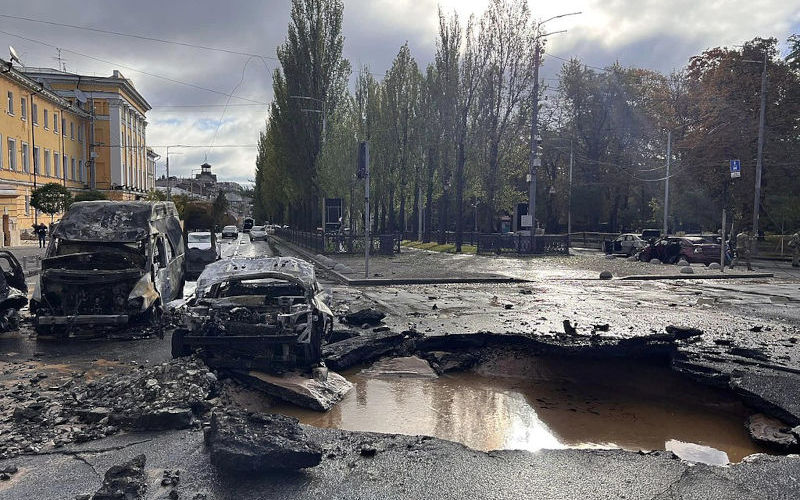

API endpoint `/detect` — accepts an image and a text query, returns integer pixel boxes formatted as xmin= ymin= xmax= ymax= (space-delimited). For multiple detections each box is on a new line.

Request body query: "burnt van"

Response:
xmin=31 ymin=201 xmax=185 ymax=338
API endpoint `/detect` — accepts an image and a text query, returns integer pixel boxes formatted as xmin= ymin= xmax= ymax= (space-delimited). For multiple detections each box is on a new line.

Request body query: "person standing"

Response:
xmin=789 ymin=232 xmax=800 ymax=268
xmin=35 ymin=223 xmax=47 ymax=249
xmin=733 ymin=231 xmax=753 ymax=271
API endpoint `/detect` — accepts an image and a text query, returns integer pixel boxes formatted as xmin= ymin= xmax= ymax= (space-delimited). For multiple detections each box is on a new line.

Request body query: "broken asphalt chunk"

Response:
xmin=205 ymin=409 xmax=322 ymax=472
xmin=90 ymin=454 xmax=147 ymax=500
xmin=343 ymin=308 xmax=386 ymax=326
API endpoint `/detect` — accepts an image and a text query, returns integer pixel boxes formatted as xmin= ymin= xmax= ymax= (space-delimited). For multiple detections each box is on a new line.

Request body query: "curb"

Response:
xmin=618 ymin=273 xmax=774 ymax=281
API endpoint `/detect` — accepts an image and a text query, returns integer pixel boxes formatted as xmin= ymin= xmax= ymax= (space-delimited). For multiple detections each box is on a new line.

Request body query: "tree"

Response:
xmin=268 ymin=0 xmax=351 ymax=230
xmin=30 ymin=183 xmax=72 ymax=222
xmin=73 ymin=190 xmax=107 ymax=203
xmin=146 ymin=189 xmax=167 ymax=201
xmin=212 ymin=192 xmax=230 ymax=227
xmin=170 ymin=194 xmax=190 ymax=219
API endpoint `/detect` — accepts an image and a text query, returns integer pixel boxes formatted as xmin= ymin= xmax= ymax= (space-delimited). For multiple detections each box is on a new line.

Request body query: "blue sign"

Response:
xmin=730 ymin=159 xmax=741 ymax=178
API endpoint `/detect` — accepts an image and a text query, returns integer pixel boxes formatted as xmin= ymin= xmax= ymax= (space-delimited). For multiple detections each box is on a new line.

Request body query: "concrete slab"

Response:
xmin=232 ymin=370 xmax=353 ymax=411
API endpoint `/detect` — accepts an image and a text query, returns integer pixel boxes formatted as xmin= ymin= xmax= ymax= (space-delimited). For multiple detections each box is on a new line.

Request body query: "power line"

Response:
xmin=0 ymin=29 xmax=270 ymax=105
xmin=0 ymin=13 xmax=277 ymax=60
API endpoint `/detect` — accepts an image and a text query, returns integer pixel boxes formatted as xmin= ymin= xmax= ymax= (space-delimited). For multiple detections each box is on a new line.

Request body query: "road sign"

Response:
xmin=730 ymin=159 xmax=741 ymax=178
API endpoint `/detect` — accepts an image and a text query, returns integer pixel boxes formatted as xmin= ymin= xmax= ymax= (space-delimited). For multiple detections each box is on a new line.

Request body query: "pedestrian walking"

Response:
xmin=35 ymin=223 xmax=47 ymax=249
xmin=733 ymin=231 xmax=753 ymax=271
xmin=789 ymin=231 xmax=800 ymax=268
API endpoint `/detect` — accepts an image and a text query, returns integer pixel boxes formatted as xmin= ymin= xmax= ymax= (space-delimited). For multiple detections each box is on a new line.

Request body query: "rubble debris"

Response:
xmin=563 ymin=320 xmax=578 ymax=336
xmin=89 ymin=454 xmax=147 ymax=500
xmin=361 ymin=356 xmax=438 ymax=378
xmin=708 ymin=262 xmax=721 ymax=270
xmin=746 ymin=414 xmax=800 ymax=451
xmin=422 ymin=351 xmax=479 ymax=375
xmin=342 ymin=308 xmax=386 ymax=326
xmin=665 ymin=325 xmax=703 ymax=340
xmin=680 ymin=266 xmax=694 ymax=274
xmin=231 ymin=370 xmax=352 ymax=411
xmin=650 ymin=259 xmax=661 ymax=264
xmin=204 ymin=409 xmax=322 ymax=472
xmin=328 ymin=329 xmax=360 ymax=344
xmin=0 ymin=357 xmax=216 ymax=459
xmin=323 ymin=329 xmax=421 ymax=371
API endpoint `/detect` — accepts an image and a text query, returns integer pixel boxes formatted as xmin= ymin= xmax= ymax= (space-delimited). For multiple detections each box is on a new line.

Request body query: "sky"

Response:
xmin=1 ymin=1 xmax=798 ymax=186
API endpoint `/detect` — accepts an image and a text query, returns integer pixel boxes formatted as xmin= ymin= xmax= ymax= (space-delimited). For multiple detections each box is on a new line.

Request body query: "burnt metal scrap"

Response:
xmin=173 ymin=256 xmax=334 ymax=374
xmin=0 ymin=250 xmax=27 ymax=332
xmin=31 ymin=201 xmax=186 ymax=338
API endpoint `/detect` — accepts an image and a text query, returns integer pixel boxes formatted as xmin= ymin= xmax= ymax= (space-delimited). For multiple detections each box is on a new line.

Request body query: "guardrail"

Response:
xmin=274 ymin=228 xmax=401 ymax=255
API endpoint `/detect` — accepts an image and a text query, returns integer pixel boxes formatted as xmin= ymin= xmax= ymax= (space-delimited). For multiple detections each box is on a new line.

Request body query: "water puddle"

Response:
xmin=274 ymin=354 xmax=768 ymax=464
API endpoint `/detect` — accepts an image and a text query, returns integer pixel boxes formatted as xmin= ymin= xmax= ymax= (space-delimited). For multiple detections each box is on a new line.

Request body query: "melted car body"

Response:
xmin=31 ymin=201 xmax=185 ymax=338
xmin=172 ymin=256 xmax=333 ymax=373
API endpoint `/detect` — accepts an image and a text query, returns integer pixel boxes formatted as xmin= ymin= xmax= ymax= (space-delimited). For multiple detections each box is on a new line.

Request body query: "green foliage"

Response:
xmin=170 ymin=194 xmax=189 ymax=219
xmin=146 ymin=189 xmax=167 ymax=201
xmin=212 ymin=192 xmax=229 ymax=227
xmin=30 ymin=183 xmax=72 ymax=216
xmin=73 ymin=190 xmax=107 ymax=203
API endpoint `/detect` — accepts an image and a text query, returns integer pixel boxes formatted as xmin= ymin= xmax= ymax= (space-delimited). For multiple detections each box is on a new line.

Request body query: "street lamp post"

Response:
xmin=528 ymin=12 xmax=581 ymax=241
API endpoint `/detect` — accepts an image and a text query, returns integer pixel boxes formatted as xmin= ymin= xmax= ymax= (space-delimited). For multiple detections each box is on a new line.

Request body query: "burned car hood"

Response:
xmin=196 ymin=257 xmax=317 ymax=295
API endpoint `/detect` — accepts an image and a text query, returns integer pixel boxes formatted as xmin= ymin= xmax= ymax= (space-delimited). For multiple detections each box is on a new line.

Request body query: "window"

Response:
xmin=62 ymin=118 xmax=66 ymax=136
xmin=71 ymin=157 xmax=75 ymax=180
xmin=32 ymin=103 xmax=38 ymax=125
xmin=44 ymin=149 xmax=51 ymax=176
xmin=78 ymin=125 xmax=84 ymax=143
xmin=54 ymin=113 xmax=58 ymax=133
xmin=53 ymin=151 xmax=59 ymax=178
xmin=20 ymin=98 xmax=27 ymax=120
xmin=78 ymin=160 xmax=83 ymax=182
xmin=21 ymin=143 xmax=29 ymax=172
xmin=70 ymin=121 xmax=74 ymax=140
xmin=6 ymin=91 xmax=13 ymax=114
xmin=7 ymin=139 xmax=16 ymax=171
xmin=25 ymin=195 xmax=30 ymax=215
xmin=33 ymin=146 xmax=40 ymax=174
xmin=44 ymin=109 xmax=49 ymax=129
xmin=62 ymin=155 xmax=67 ymax=178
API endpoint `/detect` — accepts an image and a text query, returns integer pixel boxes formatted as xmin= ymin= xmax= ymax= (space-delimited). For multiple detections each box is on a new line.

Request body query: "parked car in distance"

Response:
xmin=604 ymin=233 xmax=647 ymax=256
xmin=637 ymin=236 xmax=720 ymax=265
xmin=186 ymin=231 xmax=220 ymax=280
xmin=641 ymin=228 xmax=661 ymax=241
xmin=242 ymin=217 xmax=254 ymax=233
xmin=221 ymin=225 xmax=238 ymax=239
xmin=249 ymin=226 xmax=268 ymax=241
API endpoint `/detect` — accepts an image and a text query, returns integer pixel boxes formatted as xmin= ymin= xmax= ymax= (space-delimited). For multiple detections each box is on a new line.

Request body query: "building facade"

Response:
xmin=0 ymin=59 xmax=90 ymax=245
xmin=21 ymin=68 xmax=153 ymax=200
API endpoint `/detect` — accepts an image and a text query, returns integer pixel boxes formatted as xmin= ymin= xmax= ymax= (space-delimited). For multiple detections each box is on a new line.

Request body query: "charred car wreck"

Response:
xmin=31 ymin=201 xmax=185 ymax=338
xmin=172 ymin=256 xmax=333 ymax=373
xmin=0 ymin=251 xmax=28 ymax=332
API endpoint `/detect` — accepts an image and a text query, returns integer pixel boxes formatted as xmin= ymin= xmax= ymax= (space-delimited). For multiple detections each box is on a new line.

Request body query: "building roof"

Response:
xmin=0 ymin=59 xmax=90 ymax=118
xmin=21 ymin=66 xmax=151 ymax=113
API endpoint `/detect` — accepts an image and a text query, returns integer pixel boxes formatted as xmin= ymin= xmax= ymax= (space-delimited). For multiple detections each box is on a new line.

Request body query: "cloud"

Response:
xmin=2 ymin=0 xmax=796 ymax=185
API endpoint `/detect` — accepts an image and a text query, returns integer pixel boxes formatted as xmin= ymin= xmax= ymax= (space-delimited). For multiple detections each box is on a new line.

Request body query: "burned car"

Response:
xmin=637 ymin=236 xmax=721 ymax=265
xmin=31 ymin=201 xmax=186 ymax=338
xmin=172 ymin=256 xmax=333 ymax=372
xmin=0 ymin=251 xmax=28 ymax=332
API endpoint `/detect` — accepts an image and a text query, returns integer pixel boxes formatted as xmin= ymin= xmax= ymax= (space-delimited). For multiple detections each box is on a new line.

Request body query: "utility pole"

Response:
xmin=358 ymin=141 xmax=370 ymax=279
xmin=568 ymin=140 xmax=573 ymax=241
xmin=527 ymin=40 xmax=541 ymax=240
xmin=663 ymin=130 xmax=671 ymax=236
xmin=752 ymin=51 xmax=767 ymax=238
xmin=418 ymin=184 xmax=423 ymax=240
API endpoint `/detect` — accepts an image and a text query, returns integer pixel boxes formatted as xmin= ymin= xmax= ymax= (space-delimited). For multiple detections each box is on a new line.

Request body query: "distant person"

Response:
xmin=34 ymin=223 xmax=47 ymax=249
xmin=733 ymin=231 xmax=753 ymax=271
xmin=789 ymin=232 xmax=800 ymax=268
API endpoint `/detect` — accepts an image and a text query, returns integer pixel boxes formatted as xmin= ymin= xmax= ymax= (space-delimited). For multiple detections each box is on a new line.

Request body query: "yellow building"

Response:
xmin=22 ymin=67 xmax=153 ymax=200
xmin=0 ymin=58 xmax=90 ymax=245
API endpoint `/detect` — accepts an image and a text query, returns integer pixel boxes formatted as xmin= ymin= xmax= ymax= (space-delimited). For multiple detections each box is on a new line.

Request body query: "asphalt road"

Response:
xmin=1 ymin=236 xmax=799 ymax=499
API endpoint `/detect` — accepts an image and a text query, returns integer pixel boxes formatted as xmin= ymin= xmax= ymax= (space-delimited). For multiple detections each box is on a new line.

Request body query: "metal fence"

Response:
xmin=274 ymin=228 xmax=401 ymax=255
xmin=476 ymin=233 xmax=570 ymax=255
xmin=401 ymin=231 xmax=482 ymax=246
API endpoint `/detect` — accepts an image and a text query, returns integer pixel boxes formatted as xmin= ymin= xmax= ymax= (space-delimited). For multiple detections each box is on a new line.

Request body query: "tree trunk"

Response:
xmin=454 ymin=136 xmax=466 ymax=252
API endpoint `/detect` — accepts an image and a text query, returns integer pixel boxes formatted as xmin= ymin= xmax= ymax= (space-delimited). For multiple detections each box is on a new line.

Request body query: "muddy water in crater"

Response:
xmin=275 ymin=355 xmax=768 ymax=463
